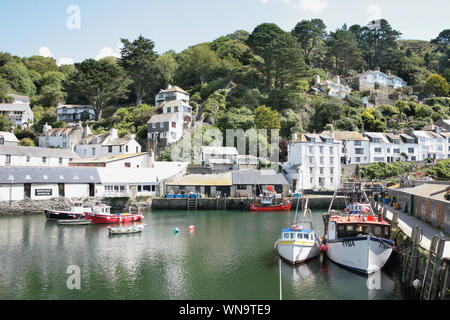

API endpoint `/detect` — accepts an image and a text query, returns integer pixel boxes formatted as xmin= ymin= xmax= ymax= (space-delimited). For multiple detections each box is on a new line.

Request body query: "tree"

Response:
xmin=68 ymin=58 xmax=131 ymax=120
xmin=155 ymin=51 xmax=179 ymax=88
xmin=254 ymin=105 xmax=280 ymax=130
xmin=176 ymin=44 xmax=221 ymax=86
xmin=0 ymin=114 xmax=12 ymax=131
xmin=424 ymin=74 xmax=449 ymax=97
xmin=247 ymin=23 xmax=285 ymax=88
xmin=292 ymin=19 xmax=327 ymax=64
xmin=119 ymin=35 xmax=158 ymax=105
xmin=0 ymin=62 xmax=36 ymax=96
xmin=22 ymin=56 xmax=59 ymax=75
xmin=431 ymin=29 xmax=450 ymax=53
xmin=326 ymin=25 xmax=365 ymax=75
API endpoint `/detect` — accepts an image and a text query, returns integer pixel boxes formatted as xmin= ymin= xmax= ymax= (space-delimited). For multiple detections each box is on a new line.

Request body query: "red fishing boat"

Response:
xmin=86 ymin=204 xmax=144 ymax=224
xmin=249 ymin=186 xmax=292 ymax=211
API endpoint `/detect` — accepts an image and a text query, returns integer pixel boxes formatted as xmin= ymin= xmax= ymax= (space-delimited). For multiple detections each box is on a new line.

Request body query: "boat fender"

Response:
xmin=320 ymin=244 xmax=327 ymax=252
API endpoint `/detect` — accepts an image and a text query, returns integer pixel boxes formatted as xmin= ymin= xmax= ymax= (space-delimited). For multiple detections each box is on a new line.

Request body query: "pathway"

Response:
xmin=381 ymin=203 xmax=450 ymax=259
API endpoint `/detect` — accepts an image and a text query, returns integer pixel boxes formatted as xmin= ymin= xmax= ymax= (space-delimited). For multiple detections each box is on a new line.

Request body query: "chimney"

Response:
xmin=83 ymin=124 xmax=92 ymax=137
xmin=167 ymin=84 xmax=173 ymax=90
xmin=9 ymin=127 xmax=14 ymax=134
xmin=316 ymin=75 xmax=321 ymax=85
xmin=336 ymin=75 xmax=340 ymax=85
xmin=43 ymin=123 xmax=52 ymax=133
xmin=292 ymin=133 xmax=298 ymax=142
xmin=148 ymin=149 xmax=155 ymax=168
xmin=109 ymin=127 xmax=118 ymax=139
xmin=386 ymin=70 xmax=391 ymax=76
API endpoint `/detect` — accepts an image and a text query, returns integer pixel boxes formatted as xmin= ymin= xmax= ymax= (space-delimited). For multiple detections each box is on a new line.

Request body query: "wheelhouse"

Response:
xmin=281 ymin=229 xmax=315 ymax=241
xmin=336 ymin=223 xmax=391 ymax=239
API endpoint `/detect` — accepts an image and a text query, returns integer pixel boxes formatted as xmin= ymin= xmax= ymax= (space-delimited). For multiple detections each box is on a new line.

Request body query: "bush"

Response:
xmin=359 ymin=162 xmax=418 ymax=180
xmin=426 ymin=160 xmax=450 ymax=180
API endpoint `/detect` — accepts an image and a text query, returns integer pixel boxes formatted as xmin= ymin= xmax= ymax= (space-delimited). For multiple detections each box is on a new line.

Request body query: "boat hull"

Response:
xmin=277 ymin=240 xmax=320 ymax=264
xmin=250 ymin=202 xmax=292 ymax=211
xmin=325 ymin=235 xmax=393 ymax=274
xmin=86 ymin=213 xmax=144 ymax=224
xmin=45 ymin=210 xmax=85 ymax=221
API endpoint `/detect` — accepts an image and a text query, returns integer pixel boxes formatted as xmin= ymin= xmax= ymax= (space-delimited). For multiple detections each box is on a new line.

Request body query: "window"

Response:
xmin=320 ymin=167 xmax=324 ymax=174
xmin=119 ymin=146 xmax=122 ymax=152
xmin=172 ymin=122 xmax=176 ymax=128
xmin=136 ymin=146 xmax=139 ymax=153
xmin=309 ymin=146 xmax=314 ymax=154
xmin=330 ymin=177 xmax=334 ymax=184
xmin=5 ymin=155 xmax=11 ymax=164
xmin=330 ymin=157 xmax=334 ymax=164
xmin=387 ymin=148 xmax=390 ymax=153
xmin=329 ymin=146 xmax=334 ymax=153
xmin=319 ymin=146 xmax=324 ymax=154
xmin=237 ymin=185 xmax=247 ymax=190
xmin=108 ymin=146 xmax=113 ymax=153
xmin=284 ymin=233 xmax=289 ymax=239
xmin=297 ymin=233 xmax=302 ymax=239
xmin=92 ymin=148 xmax=95 ymax=155
xmin=393 ymin=148 xmax=400 ymax=154
xmin=309 ymin=167 xmax=313 ymax=174
xmin=330 ymin=167 xmax=334 ymax=174
xmin=174 ymin=106 xmax=179 ymax=112
xmin=309 ymin=157 xmax=313 ymax=164
xmin=354 ymin=140 xmax=361 ymax=146
xmin=375 ymin=148 xmax=382 ymax=153
xmin=42 ymin=157 xmax=47 ymax=164
xmin=26 ymin=156 xmax=30 ymax=163
xmin=126 ymin=145 xmax=128 ymax=153
xmin=320 ymin=157 xmax=324 ymax=165
xmin=59 ymin=158 xmax=63 ymax=165
xmin=356 ymin=157 xmax=361 ymax=163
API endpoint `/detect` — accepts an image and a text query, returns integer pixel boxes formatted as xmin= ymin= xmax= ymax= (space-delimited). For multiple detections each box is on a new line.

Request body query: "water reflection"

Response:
xmin=0 ymin=211 xmax=404 ymax=300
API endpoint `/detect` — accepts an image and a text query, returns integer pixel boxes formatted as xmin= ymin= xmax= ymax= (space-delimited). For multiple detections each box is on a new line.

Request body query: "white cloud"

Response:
xmin=260 ymin=0 xmax=269 ymax=3
xmin=293 ymin=0 xmax=328 ymax=13
xmin=95 ymin=47 xmax=121 ymax=60
xmin=38 ymin=46 xmax=54 ymax=58
xmin=366 ymin=4 xmax=382 ymax=23
xmin=57 ymin=57 xmax=74 ymax=66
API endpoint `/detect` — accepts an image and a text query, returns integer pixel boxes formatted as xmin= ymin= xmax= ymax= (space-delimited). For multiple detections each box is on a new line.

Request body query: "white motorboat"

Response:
xmin=322 ymin=190 xmax=394 ymax=274
xmin=108 ymin=224 xmax=146 ymax=235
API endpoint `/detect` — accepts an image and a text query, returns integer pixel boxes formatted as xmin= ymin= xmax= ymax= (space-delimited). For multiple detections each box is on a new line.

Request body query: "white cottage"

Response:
xmin=75 ymin=127 xmax=141 ymax=158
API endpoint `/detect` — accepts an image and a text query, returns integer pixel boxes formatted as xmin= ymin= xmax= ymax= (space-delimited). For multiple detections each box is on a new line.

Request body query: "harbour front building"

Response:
xmin=283 ymin=133 xmax=342 ymax=191
xmin=0 ymin=166 xmax=99 ymax=201
xmin=321 ymin=131 xmax=370 ymax=164
xmin=56 ymin=104 xmax=95 ymax=122
xmin=0 ymin=145 xmax=79 ymax=166
xmin=39 ymin=122 xmax=83 ymax=151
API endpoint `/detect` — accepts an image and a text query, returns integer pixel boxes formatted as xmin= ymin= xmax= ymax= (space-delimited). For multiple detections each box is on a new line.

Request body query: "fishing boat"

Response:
xmin=108 ymin=224 xmax=145 ymax=235
xmin=57 ymin=218 xmax=92 ymax=225
xmin=274 ymin=197 xmax=320 ymax=264
xmin=322 ymin=189 xmax=394 ymax=274
xmin=250 ymin=186 xmax=292 ymax=211
xmin=86 ymin=204 xmax=144 ymax=224
xmin=44 ymin=201 xmax=92 ymax=221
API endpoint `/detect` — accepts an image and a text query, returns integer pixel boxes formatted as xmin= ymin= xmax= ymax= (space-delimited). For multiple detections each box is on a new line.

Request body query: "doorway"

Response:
xmin=24 ymin=184 xmax=31 ymax=199
xmin=58 ymin=183 xmax=65 ymax=197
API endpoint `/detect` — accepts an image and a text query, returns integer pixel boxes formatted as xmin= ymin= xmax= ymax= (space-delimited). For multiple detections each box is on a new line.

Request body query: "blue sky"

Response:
xmin=0 ymin=0 xmax=448 ymax=65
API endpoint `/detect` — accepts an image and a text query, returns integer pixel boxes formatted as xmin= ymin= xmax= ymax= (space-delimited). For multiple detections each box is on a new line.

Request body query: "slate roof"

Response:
xmin=148 ymin=113 xmax=179 ymax=123
xmin=0 ymin=166 xmax=100 ymax=184
xmin=0 ymin=103 xmax=32 ymax=112
xmin=0 ymin=146 xmax=79 ymax=158
xmin=0 ymin=131 xmax=19 ymax=143
xmin=39 ymin=127 xmax=81 ymax=137
xmin=232 ymin=169 xmax=289 ymax=185
xmin=159 ymin=85 xmax=189 ymax=95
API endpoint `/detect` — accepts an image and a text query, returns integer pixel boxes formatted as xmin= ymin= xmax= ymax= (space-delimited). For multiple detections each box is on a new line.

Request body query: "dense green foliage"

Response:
xmin=358 ymin=162 xmax=418 ymax=180
xmin=0 ymin=21 xmax=448 ymax=147
xmin=426 ymin=159 xmax=450 ymax=179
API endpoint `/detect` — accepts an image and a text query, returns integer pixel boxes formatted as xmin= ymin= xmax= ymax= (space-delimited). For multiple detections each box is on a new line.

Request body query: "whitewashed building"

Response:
xmin=69 ymin=152 xmax=154 ymax=168
xmin=0 ymin=130 xmax=19 ymax=146
xmin=39 ymin=123 xmax=83 ymax=151
xmin=201 ymin=146 xmax=239 ymax=171
xmin=75 ymin=128 xmax=141 ymax=158
xmin=0 ymin=166 xmax=99 ymax=201
xmin=155 ymin=85 xmax=190 ymax=107
xmin=322 ymin=131 xmax=370 ymax=164
xmin=0 ymin=103 xmax=33 ymax=128
xmin=283 ymin=133 xmax=341 ymax=191
xmin=96 ymin=161 xmax=188 ymax=198
xmin=310 ymin=76 xmax=352 ymax=98
xmin=410 ymin=130 xmax=448 ymax=160
xmin=56 ymin=104 xmax=95 ymax=122
xmin=0 ymin=146 xmax=79 ymax=167
xmin=383 ymin=133 xmax=419 ymax=161
xmin=147 ymin=113 xmax=183 ymax=145
xmin=348 ymin=69 xmax=408 ymax=91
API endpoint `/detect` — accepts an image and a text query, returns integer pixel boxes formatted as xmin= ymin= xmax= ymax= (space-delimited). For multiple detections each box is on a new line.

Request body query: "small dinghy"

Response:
xmin=57 ymin=219 xmax=92 ymax=225
xmin=108 ymin=224 xmax=145 ymax=235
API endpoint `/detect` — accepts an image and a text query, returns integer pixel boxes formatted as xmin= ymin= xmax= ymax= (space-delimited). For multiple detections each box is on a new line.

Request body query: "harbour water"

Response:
xmin=0 ymin=209 xmax=404 ymax=300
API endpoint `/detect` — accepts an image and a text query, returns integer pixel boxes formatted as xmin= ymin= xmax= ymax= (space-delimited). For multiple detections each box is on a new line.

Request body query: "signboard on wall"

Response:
xmin=35 ymin=189 xmax=53 ymax=196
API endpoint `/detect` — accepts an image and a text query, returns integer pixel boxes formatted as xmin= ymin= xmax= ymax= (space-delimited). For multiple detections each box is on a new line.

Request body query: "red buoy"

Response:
xmin=320 ymin=244 xmax=328 ymax=252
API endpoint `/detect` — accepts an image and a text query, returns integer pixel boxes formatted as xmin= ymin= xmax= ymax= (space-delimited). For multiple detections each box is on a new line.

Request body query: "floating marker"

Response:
xmin=189 ymin=225 xmax=195 ymax=230
xmin=174 ymin=227 xmax=179 ymax=234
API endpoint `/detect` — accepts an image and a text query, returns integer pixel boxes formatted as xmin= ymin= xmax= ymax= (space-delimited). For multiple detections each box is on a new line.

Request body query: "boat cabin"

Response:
xmin=345 ymin=203 xmax=372 ymax=214
xmin=92 ymin=204 xmax=111 ymax=215
xmin=281 ymin=228 xmax=315 ymax=241
xmin=324 ymin=215 xmax=391 ymax=240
